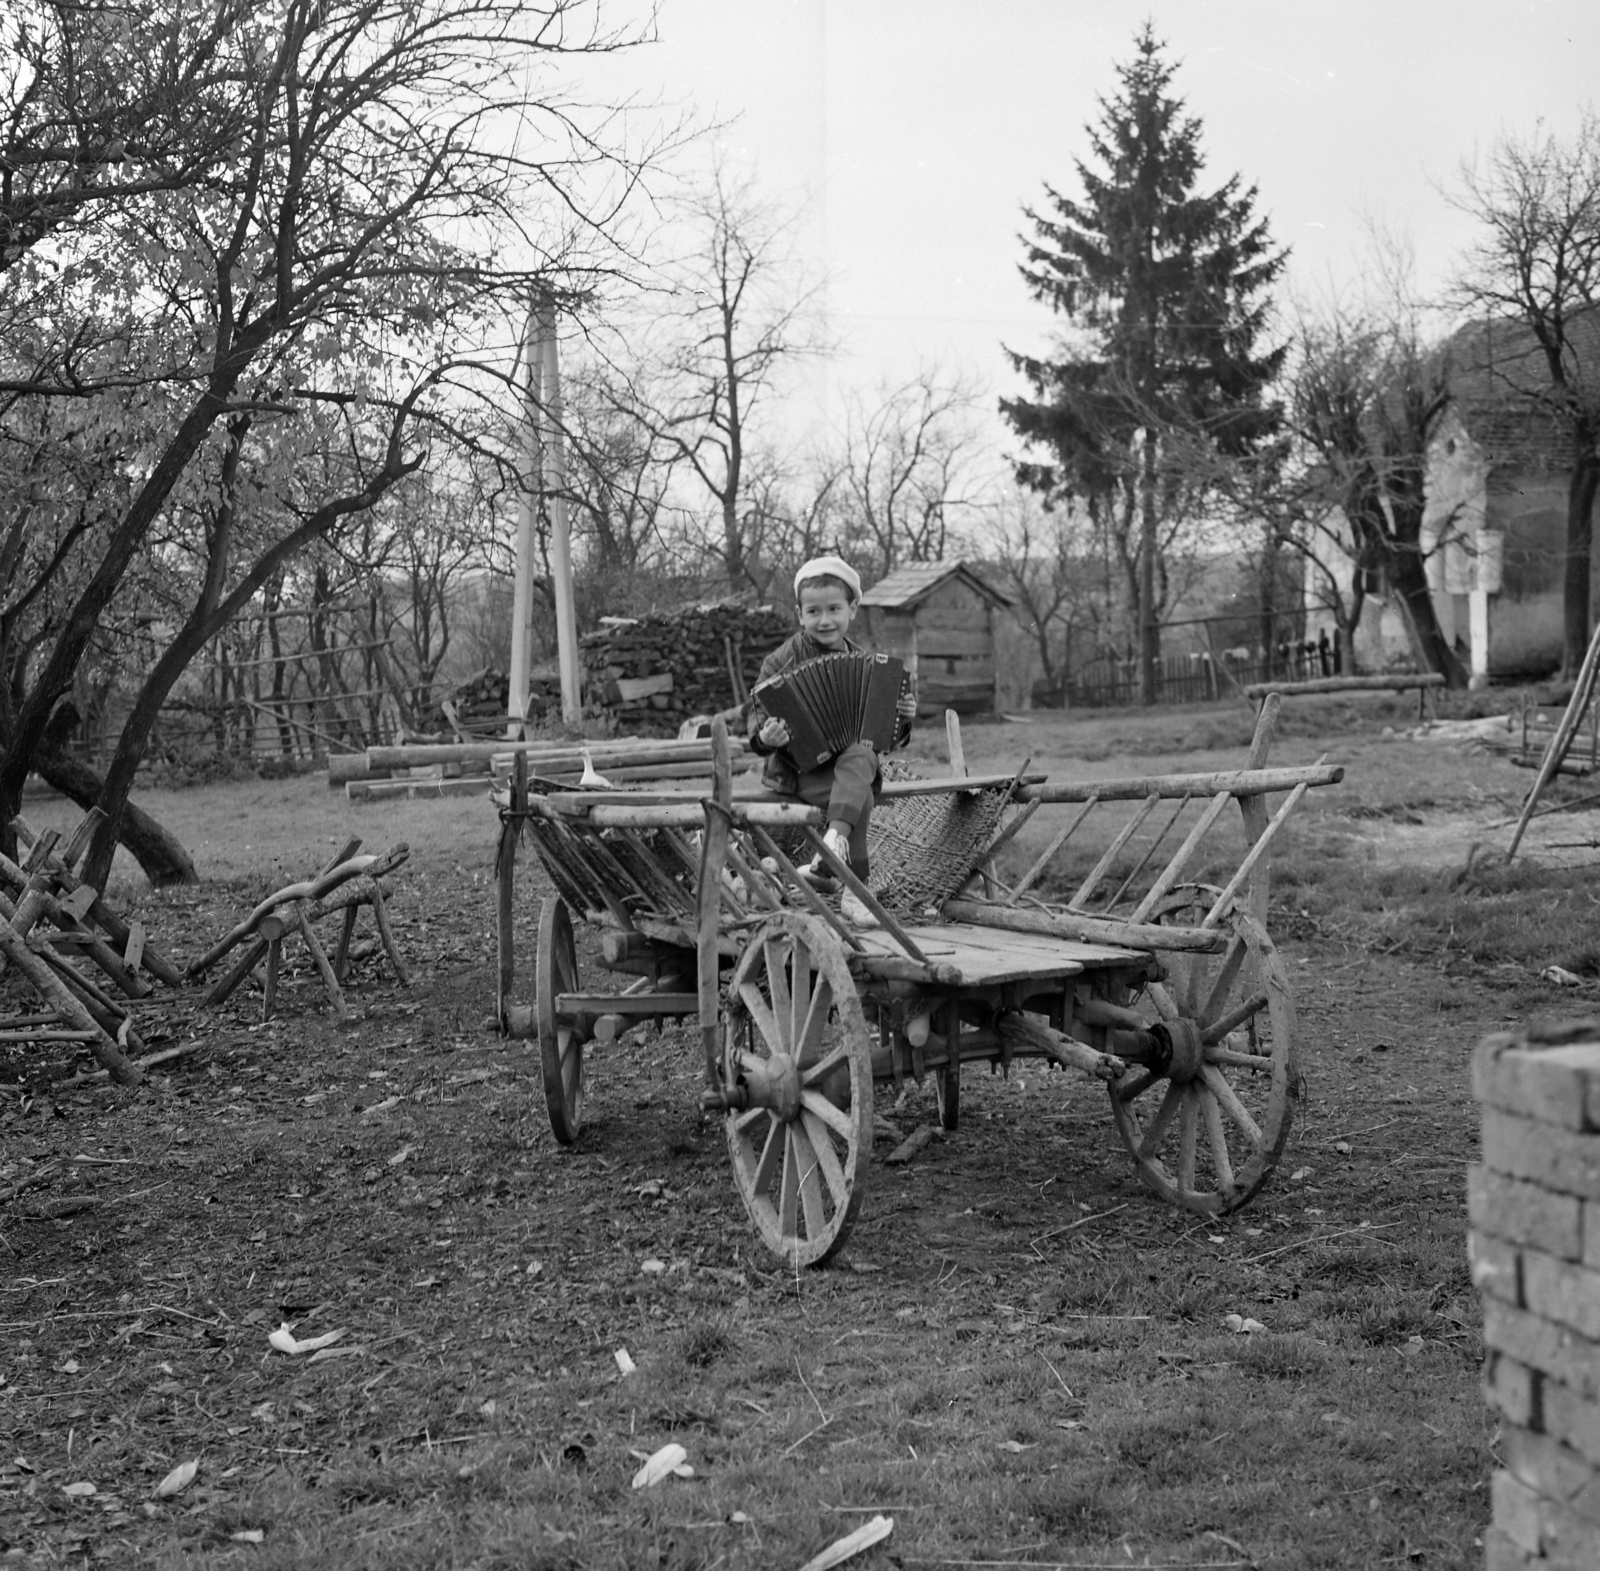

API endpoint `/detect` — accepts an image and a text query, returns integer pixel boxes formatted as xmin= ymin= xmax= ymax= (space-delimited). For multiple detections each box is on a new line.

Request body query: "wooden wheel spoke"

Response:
xmin=1147 ymin=978 xmax=1180 ymax=1025
xmin=796 ymin=977 xmax=834 ymax=1061
xmin=737 ymin=981 xmax=781 ymax=1052
xmin=789 ymin=1121 xmax=830 ymax=1237
xmin=798 ymin=1042 xmax=848 ymax=1087
xmin=752 ymin=1116 xmax=783 ymax=1193
xmin=1204 ymin=1045 xmax=1274 ymax=1071
xmin=1176 ymin=1091 xmax=1199 ymax=1191
xmin=731 ymin=1106 xmax=767 ymax=1139
xmin=800 ymin=1110 xmax=849 ymax=1206
xmin=1203 ymin=992 xmax=1269 ymax=1046
xmin=1200 ymin=1086 xmax=1235 ymax=1196
xmin=1117 ymin=1067 xmax=1159 ymax=1105
xmin=763 ymin=938 xmax=793 ymax=1050
xmin=799 ymin=1088 xmax=854 ymax=1140
xmin=790 ymin=951 xmax=812 ymax=1057
xmin=1200 ymin=1064 xmax=1264 ymax=1148
xmin=1139 ymin=1082 xmax=1185 ymax=1157
xmin=1198 ymin=933 xmax=1247 ymax=1028
xmin=778 ymin=1127 xmax=800 ymax=1236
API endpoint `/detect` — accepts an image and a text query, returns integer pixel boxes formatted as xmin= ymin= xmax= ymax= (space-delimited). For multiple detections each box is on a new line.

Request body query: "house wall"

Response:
xmin=861 ymin=578 xmax=998 ymax=714
xmin=1486 ymin=482 xmax=1567 ymax=676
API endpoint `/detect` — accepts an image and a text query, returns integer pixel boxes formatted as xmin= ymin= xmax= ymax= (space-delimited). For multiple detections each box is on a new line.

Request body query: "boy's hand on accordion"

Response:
xmin=896 ymin=691 xmax=917 ymax=720
xmin=758 ymin=715 xmax=791 ymax=748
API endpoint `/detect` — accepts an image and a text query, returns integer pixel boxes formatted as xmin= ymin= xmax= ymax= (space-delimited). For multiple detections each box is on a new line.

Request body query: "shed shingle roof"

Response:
xmin=858 ymin=560 xmax=1013 ymax=610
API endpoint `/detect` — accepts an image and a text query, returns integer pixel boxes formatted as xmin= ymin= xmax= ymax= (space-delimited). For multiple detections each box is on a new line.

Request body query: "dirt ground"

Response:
xmin=0 ymin=701 xmax=1592 ymax=1568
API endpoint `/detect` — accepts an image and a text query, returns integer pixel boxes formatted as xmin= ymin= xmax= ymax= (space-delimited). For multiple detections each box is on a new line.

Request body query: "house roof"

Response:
xmin=1442 ymin=307 xmax=1600 ymax=477
xmin=858 ymin=560 xmax=1013 ymax=611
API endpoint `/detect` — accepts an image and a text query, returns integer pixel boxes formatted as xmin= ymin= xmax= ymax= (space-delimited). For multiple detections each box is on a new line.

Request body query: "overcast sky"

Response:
xmin=594 ymin=0 xmax=1599 ymax=447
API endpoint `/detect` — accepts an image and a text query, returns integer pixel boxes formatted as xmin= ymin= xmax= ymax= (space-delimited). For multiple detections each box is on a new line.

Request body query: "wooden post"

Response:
xmin=1237 ymin=692 xmax=1280 ymax=926
xmin=696 ymin=719 xmax=734 ymax=1089
xmin=541 ymin=301 xmax=582 ymax=726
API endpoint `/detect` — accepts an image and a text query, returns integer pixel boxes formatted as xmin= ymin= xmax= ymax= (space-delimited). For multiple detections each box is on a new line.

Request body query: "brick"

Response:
xmin=1541 ymin=1491 xmax=1600 ymax=1566
xmin=1475 ymin=1036 xmax=1600 ymax=1130
xmin=1471 ymin=1165 xmax=1584 ymax=1257
xmin=1472 ymin=1230 xmax=1526 ymax=1306
xmin=1483 ymin=1108 xmax=1600 ymax=1199
xmin=1524 ymin=1248 xmax=1600 ymax=1341
xmin=1484 ymin=1297 xmax=1600 ymax=1400
xmin=1504 ymin=1423 xmax=1600 ymax=1527
xmin=1543 ymin=1374 xmax=1600 ymax=1472
xmin=1483 ymin=1525 xmax=1540 ymax=1571
xmin=1492 ymin=1468 xmax=1545 ymax=1552
xmin=1584 ymin=1199 xmax=1600 ymax=1272
xmin=1485 ymin=1350 xmax=1543 ymax=1428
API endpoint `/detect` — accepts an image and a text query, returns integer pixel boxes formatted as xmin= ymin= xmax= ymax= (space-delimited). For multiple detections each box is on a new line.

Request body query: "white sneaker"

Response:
xmin=840 ymin=889 xmax=879 ymax=928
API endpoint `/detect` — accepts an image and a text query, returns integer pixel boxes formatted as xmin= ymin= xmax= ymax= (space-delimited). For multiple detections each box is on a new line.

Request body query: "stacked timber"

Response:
xmin=581 ymin=601 xmax=792 ymax=734
xmin=1471 ymin=1023 xmax=1600 ymax=1569
xmin=342 ymin=734 xmax=752 ymax=802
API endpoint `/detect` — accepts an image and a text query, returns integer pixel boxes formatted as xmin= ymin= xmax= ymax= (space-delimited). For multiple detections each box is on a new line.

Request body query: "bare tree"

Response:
xmin=0 ymin=0 xmax=660 ymax=886
xmin=835 ymin=369 xmax=987 ymax=577
xmin=1451 ymin=114 xmax=1600 ymax=677
xmin=612 ymin=160 xmax=827 ymax=590
xmin=1285 ymin=302 xmax=1467 ymax=685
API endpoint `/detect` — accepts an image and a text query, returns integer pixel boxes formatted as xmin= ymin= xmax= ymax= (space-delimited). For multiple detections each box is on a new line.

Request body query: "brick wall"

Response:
xmin=1471 ymin=1021 xmax=1600 ymax=1569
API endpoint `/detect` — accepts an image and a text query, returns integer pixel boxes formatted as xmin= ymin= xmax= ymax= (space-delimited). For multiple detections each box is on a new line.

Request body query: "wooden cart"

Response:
xmin=493 ymin=696 xmax=1343 ymax=1266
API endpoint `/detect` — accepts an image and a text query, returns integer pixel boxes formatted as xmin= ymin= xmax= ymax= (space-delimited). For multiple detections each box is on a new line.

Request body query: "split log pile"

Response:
xmin=581 ymin=600 xmax=792 ymax=735
xmin=0 ymin=807 xmax=185 ymax=1088
xmin=424 ymin=666 xmax=512 ymax=737
xmin=1471 ymin=1021 xmax=1600 ymax=1568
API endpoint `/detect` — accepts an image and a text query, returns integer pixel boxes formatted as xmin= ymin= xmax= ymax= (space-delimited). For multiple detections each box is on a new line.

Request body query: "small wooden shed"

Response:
xmin=857 ymin=561 xmax=1013 ymax=715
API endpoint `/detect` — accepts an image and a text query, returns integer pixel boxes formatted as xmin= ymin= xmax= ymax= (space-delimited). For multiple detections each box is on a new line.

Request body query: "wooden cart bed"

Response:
xmin=854 ymin=923 xmax=1144 ymax=985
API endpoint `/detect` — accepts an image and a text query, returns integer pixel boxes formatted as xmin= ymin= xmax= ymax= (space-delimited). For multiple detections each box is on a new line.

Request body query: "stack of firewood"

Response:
xmin=581 ymin=601 xmax=792 ymax=734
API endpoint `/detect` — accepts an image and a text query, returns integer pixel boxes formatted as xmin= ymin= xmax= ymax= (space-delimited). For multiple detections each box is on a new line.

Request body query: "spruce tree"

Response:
xmin=1002 ymin=25 xmax=1286 ymax=703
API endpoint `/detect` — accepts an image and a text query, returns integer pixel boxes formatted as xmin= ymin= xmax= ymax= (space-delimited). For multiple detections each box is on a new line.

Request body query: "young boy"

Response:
xmin=748 ymin=555 xmax=917 ymax=926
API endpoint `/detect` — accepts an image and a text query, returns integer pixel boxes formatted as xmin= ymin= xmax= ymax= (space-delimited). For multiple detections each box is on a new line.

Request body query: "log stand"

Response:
xmin=188 ymin=840 xmax=411 ymax=1020
xmin=0 ymin=807 xmax=183 ymax=1086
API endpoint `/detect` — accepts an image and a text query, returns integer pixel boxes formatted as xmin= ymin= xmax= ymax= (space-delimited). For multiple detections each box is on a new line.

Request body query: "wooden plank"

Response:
xmin=1015 ymin=763 xmax=1343 ymax=804
xmin=1243 ymin=673 xmax=1445 ymax=699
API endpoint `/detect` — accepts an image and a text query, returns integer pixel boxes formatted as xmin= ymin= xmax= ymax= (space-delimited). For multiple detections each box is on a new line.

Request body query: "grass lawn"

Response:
xmin=2 ymin=692 xmax=1594 ymax=1568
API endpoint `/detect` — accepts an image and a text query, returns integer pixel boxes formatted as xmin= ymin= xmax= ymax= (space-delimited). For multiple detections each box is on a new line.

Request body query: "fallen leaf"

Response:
xmin=230 ymin=1529 xmax=265 ymax=1544
xmin=1290 ymin=1167 xmax=1312 ymax=1181
xmin=1334 ymin=1141 xmax=1352 ymax=1155
xmin=640 ymin=1259 xmax=666 ymax=1275
xmin=268 ymin=1324 xmax=347 ymax=1356
xmin=630 ymin=1442 xmax=687 ymax=1489
xmin=996 ymin=1439 xmax=1035 ymax=1453
xmin=58 ymin=1359 xmax=81 ymax=1374
xmin=1223 ymin=1313 xmax=1267 ymax=1334
xmin=797 ymin=1513 xmax=894 ymax=1571
xmin=154 ymin=1459 xmax=198 ymax=1498
xmin=308 ymin=1344 xmax=363 ymax=1364
xmin=63 ymin=1481 xmax=96 ymax=1497
xmin=614 ymin=1348 xmax=637 ymax=1376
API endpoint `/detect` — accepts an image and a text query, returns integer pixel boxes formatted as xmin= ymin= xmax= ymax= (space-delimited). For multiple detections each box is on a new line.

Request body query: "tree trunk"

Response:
xmin=1564 ymin=457 xmax=1600 ymax=679
xmin=36 ymin=746 xmax=198 ymax=887
xmin=1137 ymin=436 xmax=1159 ymax=705
xmin=1387 ymin=543 xmax=1469 ymax=688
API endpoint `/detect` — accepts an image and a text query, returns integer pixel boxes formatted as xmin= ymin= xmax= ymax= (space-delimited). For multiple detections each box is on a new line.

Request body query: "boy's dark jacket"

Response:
xmin=746 ymin=630 xmax=913 ymax=794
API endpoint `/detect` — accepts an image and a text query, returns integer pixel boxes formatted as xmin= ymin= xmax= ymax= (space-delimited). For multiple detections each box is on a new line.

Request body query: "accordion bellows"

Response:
xmin=754 ymin=651 xmax=905 ymax=771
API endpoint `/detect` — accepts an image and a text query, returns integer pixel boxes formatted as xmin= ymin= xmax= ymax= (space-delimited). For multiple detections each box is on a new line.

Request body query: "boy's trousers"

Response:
xmin=792 ymin=742 xmax=878 ymax=879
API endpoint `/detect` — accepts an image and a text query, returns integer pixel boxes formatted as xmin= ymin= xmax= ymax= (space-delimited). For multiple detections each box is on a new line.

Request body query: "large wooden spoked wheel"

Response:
xmin=1106 ymin=885 xmax=1297 ymax=1215
xmin=537 ymin=896 xmax=585 ymax=1146
xmin=722 ymin=912 xmax=873 ymax=1267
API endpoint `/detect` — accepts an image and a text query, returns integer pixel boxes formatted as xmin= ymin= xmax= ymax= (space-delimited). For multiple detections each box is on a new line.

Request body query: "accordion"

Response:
xmin=753 ymin=651 xmax=906 ymax=771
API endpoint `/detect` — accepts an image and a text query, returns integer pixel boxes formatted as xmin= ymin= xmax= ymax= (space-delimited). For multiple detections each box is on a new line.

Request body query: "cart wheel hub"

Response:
xmin=1154 ymin=1018 xmax=1205 ymax=1083
xmin=734 ymin=1051 xmax=802 ymax=1121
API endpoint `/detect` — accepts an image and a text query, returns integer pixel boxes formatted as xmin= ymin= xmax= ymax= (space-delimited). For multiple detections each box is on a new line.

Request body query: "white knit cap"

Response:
xmin=793 ymin=554 xmax=862 ymax=603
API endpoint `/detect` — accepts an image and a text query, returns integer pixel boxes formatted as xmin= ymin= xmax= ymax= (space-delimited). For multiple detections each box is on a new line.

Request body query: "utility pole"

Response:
xmin=506 ymin=309 xmax=543 ymax=739
xmin=541 ymin=301 xmax=583 ymax=724
xmin=506 ymin=301 xmax=583 ymax=733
